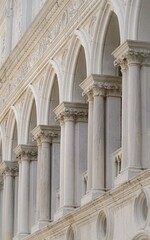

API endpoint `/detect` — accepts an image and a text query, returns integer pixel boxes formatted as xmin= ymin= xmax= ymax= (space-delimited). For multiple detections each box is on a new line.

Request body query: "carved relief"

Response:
xmin=0 ymin=0 xmax=93 ymax=111
xmin=89 ymin=15 xmax=97 ymax=41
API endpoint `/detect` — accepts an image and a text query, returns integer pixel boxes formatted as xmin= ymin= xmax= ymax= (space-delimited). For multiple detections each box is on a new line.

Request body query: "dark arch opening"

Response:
xmin=72 ymin=46 xmax=87 ymax=103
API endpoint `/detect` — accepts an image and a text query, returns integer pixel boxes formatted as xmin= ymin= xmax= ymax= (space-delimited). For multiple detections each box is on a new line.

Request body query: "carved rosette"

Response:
xmin=80 ymin=74 xmax=122 ymax=99
xmin=0 ymin=161 xmax=19 ymax=177
xmin=14 ymin=145 xmax=38 ymax=162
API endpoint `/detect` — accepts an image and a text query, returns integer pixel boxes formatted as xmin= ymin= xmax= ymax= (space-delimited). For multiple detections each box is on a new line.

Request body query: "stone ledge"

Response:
xmin=23 ymin=168 xmax=150 ymax=240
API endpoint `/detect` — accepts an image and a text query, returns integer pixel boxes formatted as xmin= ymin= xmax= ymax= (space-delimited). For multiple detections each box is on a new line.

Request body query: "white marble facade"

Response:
xmin=0 ymin=0 xmax=150 ymax=240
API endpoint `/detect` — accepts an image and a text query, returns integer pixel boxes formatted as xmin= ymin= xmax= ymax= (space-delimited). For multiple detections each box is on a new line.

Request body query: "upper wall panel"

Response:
xmin=137 ymin=0 xmax=150 ymax=41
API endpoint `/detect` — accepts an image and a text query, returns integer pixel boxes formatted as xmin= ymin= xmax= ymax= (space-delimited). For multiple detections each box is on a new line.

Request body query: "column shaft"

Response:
xmin=17 ymin=161 xmax=22 ymax=233
xmin=128 ymin=61 xmax=141 ymax=167
xmin=4 ymin=174 xmax=14 ymax=240
xmin=20 ymin=159 xmax=30 ymax=233
xmin=40 ymin=140 xmax=51 ymax=221
xmin=59 ymin=122 xmax=65 ymax=208
xmin=121 ymin=63 xmax=128 ymax=170
xmin=35 ymin=141 xmax=42 ymax=222
xmin=64 ymin=118 xmax=75 ymax=206
xmin=87 ymin=94 xmax=93 ymax=191
xmin=92 ymin=91 xmax=105 ymax=190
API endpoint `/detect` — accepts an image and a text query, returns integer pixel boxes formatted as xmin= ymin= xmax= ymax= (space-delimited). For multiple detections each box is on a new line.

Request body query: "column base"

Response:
xmin=31 ymin=220 xmax=51 ymax=233
xmin=13 ymin=233 xmax=29 ymax=240
xmin=54 ymin=206 xmax=77 ymax=221
xmin=114 ymin=167 xmax=143 ymax=186
xmin=81 ymin=189 xmax=105 ymax=206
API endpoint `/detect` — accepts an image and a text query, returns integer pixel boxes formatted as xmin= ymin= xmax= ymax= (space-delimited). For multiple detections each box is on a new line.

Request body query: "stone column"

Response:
xmin=86 ymin=92 xmax=93 ymax=192
xmin=113 ymin=40 xmax=145 ymax=184
xmin=14 ymin=167 xmax=19 ymax=236
xmin=80 ymin=74 xmax=122 ymax=204
xmin=59 ymin=121 xmax=65 ymax=209
xmin=64 ymin=112 xmax=75 ymax=208
xmin=92 ymin=86 xmax=105 ymax=192
xmin=31 ymin=125 xmax=60 ymax=230
xmin=14 ymin=145 xmax=37 ymax=239
xmin=120 ymin=60 xmax=128 ymax=171
xmin=51 ymin=133 xmax=60 ymax=219
xmin=105 ymin=87 xmax=122 ymax=189
xmin=32 ymin=138 xmax=41 ymax=224
xmin=54 ymin=102 xmax=88 ymax=219
xmin=74 ymin=110 xmax=88 ymax=206
xmin=0 ymin=174 xmax=3 ymax=240
xmin=39 ymin=133 xmax=51 ymax=224
xmin=0 ymin=161 xmax=18 ymax=240
xmin=127 ymin=55 xmax=141 ymax=168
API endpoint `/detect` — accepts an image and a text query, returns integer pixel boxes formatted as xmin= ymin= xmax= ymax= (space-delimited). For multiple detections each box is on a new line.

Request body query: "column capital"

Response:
xmin=14 ymin=144 xmax=38 ymax=162
xmin=54 ymin=102 xmax=88 ymax=123
xmin=32 ymin=125 xmax=60 ymax=144
xmin=113 ymin=40 xmax=150 ymax=66
xmin=80 ymin=74 xmax=122 ymax=97
xmin=0 ymin=161 xmax=18 ymax=177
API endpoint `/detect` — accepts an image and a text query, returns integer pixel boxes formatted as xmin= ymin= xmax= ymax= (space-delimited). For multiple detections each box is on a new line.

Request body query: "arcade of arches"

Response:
xmin=0 ymin=0 xmax=150 ymax=240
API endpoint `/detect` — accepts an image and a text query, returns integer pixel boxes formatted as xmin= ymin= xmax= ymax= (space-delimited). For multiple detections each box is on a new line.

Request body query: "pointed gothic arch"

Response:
xmin=64 ymin=30 xmax=90 ymax=101
xmin=91 ymin=2 xmax=120 ymax=75
xmin=5 ymin=109 xmax=18 ymax=161
xmin=39 ymin=61 xmax=62 ymax=124
xmin=20 ymin=87 xmax=38 ymax=144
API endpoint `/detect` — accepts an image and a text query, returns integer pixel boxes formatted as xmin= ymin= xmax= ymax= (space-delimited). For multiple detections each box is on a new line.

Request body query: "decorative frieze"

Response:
xmin=0 ymin=0 xmax=101 ymax=119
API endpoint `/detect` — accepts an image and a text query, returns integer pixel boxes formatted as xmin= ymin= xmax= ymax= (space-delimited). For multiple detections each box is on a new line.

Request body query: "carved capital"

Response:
xmin=80 ymin=74 xmax=122 ymax=98
xmin=87 ymin=91 xmax=94 ymax=102
xmin=54 ymin=102 xmax=88 ymax=123
xmin=113 ymin=40 xmax=150 ymax=67
xmin=0 ymin=161 xmax=19 ymax=177
xmin=93 ymin=86 xmax=105 ymax=97
xmin=14 ymin=145 xmax=37 ymax=162
xmin=32 ymin=125 xmax=60 ymax=144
